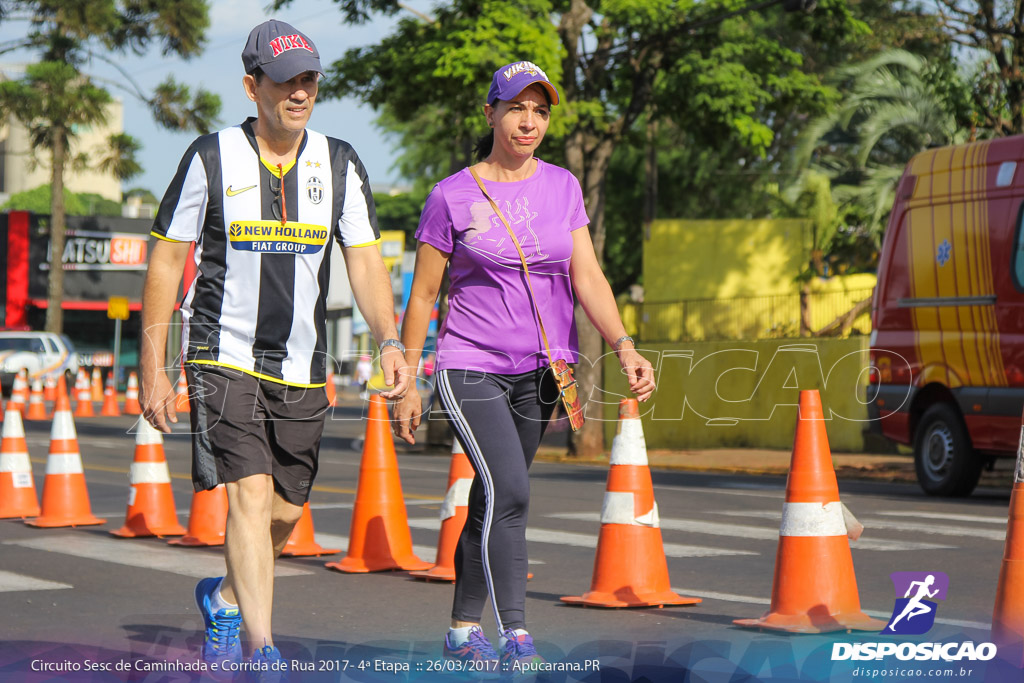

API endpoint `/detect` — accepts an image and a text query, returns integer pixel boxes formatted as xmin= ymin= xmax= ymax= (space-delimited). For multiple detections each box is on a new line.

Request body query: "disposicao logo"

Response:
xmin=885 ymin=571 xmax=948 ymax=635
xmin=831 ymin=572 xmax=997 ymax=663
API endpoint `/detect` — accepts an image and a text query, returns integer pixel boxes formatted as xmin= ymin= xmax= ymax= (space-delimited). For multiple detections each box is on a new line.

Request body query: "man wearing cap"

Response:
xmin=140 ymin=19 xmax=411 ymax=674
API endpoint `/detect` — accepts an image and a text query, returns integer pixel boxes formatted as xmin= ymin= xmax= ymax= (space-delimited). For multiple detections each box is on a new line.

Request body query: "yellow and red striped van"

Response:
xmin=870 ymin=137 xmax=1024 ymax=496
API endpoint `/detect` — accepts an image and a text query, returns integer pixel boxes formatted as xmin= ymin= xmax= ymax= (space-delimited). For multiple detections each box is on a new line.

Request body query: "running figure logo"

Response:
xmin=884 ymin=571 xmax=949 ymax=635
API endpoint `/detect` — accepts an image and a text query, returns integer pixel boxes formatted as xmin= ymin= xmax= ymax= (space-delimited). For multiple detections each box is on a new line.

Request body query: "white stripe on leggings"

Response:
xmin=437 ymin=369 xmax=505 ymax=633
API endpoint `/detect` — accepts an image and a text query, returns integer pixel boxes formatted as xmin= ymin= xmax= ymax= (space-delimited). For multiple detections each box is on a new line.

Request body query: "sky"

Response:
xmin=0 ymin=0 xmax=432 ymax=197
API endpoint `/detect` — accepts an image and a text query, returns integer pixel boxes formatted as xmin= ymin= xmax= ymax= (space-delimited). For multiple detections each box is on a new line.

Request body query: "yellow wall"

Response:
xmin=644 ymin=218 xmax=812 ymax=300
xmin=634 ymin=219 xmax=876 ymax=341
xmin=601 ymin=338 xmax=870 ymax=451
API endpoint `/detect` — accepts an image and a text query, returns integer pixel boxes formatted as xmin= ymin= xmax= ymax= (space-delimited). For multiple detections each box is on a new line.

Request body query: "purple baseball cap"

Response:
xmin=242 ymin=19 xmax=323 ymax=83
xmin=487 ymin=60 xmax=560 ymax=106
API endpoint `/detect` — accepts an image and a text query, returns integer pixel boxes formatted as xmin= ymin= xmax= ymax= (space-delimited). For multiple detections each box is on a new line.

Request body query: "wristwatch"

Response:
xmin=613 ymin=335 xmax=635 ymax=351
xmin=379 ymin=338 xmax=406 ymax=355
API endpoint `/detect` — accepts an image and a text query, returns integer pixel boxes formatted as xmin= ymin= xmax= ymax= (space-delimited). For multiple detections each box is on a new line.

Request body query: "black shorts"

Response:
xmin=186 ymin=364 xmax=330 ymax=506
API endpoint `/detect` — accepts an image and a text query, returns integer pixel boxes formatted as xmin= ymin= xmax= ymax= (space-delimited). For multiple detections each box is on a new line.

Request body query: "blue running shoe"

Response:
xmin=194 ymin=577 xmax=242 ymax=669
xmin=248 ymin=645 xmax=288 ymax=683
xmin=443 ymin=626 xmax=500 ymax=677
xmin=499 ymin=630 xmax=545 ymax=675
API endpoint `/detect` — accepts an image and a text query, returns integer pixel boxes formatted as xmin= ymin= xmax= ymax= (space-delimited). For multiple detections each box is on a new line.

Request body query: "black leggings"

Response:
xmin=436 ymin=367 xmax=559 ymax=632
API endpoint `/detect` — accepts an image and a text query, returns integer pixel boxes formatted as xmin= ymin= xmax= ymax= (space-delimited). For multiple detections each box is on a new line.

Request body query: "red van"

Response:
xmin=870 ymin=136 xmax=1024 ymax=496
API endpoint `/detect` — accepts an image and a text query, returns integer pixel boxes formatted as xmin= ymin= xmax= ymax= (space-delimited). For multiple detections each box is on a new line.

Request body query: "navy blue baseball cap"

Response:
xmin=242 ymin=19 xmax=323 ymax=83
xmin=487 ymin=61 xmax=560 ymax=106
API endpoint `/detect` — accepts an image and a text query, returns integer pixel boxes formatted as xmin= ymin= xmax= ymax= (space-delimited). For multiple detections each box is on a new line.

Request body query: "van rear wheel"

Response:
xmin=913 ymin=403 xmax=982 ymax=497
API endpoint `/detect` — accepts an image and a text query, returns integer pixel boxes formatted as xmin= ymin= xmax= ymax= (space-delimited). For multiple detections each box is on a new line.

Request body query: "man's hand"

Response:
xmin=391 ymin=389 xmax=424 ymax=445
xmin=140 ymin=370 xmax=178 ymax=433
xmin=377 ymin=345 xmax=413 ymax=400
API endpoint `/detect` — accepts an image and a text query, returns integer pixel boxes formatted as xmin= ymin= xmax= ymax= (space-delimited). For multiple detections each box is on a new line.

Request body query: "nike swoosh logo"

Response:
xmin=225 ymin=184 xmax=257 ymax=197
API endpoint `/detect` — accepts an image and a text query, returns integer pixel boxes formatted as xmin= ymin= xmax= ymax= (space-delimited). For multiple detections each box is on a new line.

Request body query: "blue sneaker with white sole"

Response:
xmin=248 ymin=645 xmax=289 ymax=683
xmin=194 ymin=577 xmax=242 ymax=669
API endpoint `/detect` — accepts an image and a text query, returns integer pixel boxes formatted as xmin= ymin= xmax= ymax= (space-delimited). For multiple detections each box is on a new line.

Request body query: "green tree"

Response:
xmin=930 ymin=0 xmax=1024 ymax=134
xmin=790 ymin=50 xmax=971 ymax=256
xmin=3 ymin=185 xmax=125 ymax=216
xmin=374 ymin=188 xmax=428 ymax=247
xmin=0 ymin=0 xmax=220 ymax=333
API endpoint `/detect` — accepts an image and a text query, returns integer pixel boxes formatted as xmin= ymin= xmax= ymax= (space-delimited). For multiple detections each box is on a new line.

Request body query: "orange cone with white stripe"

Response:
xmin=25 ymin=377 xmax=48 ymax=421
xmin=410 ymin=439 xmax=475 ymax=582
xmin=174 ymin=370 xmax=190 ymax=413
xmin=124 ymin=371 xmax=142 ymax=415
xmin=100 ymin=372 xmax=121 ymax=417
xmin=111 ymin=418 xmax=185 ymax=537
xmin=6 ymin=369 xmax=28 ymax=414
xmin=281 ymin=502 xmax=340 ymax=557
xmin=169 ymin=484 xmax=228 ymax=547
xmin=74 ymin=369 xmax=94 ymax=418
xmin=562 ymin=399 xmax=700 ymax=608
xmin=326 ymin=395 xmax=430 ymax=573
xmin=326 ymin=369 xmax=338 ymax=408
xmin=0 ymin=408 xmax=40 ymax=519
xmin=991 ymin=411 xmax=1024 ymax=665
xmin=734 ymin=390 xmax=884 ymax=633
xmin=26 ymin=377 xmax=104 ymax=527
xmin=90 ymin=367 xmax=103 ymax=403
xmin=44 ymin=374 xmax=57 ymax=403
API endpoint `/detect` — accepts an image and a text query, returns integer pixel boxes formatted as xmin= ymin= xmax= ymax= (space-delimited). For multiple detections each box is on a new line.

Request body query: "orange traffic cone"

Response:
xmin=410 ymin=439 xmax=475 ymax=582
xmin=326 ymin=395 xmax=430 ymax=573
xmin=169 ymin=484 xmax=228 ymax=547
xmin=74 ymin=369 xmax=94 ymax=418
xmin=111 ymin=419 xmax=185 ymax=537
xmin=6 ymin=369 xmax=28 ymax=414
xmin=124 ymin=371 xmax=142 ymax=415
xmin=100 ymin=372 xmax=121 ymax=416
xmin=992 ymin=413 xmax=1024 ymax=665
xmin=0 ymin=408 xmax=40 ymax=519
xmin=174 ymin=370 xmax=190 ymax=413
xmin=25 ymin=378 xmax=104 ymax=528
xmin=281 ymin=502 xmax=340 ymax=557
xmin=90 ymin=367 xmax=103 ymax=403
xmin=44 ymin=374 xmax=57 ymax=403
xmin=562 ymin=399 xmax=700 ymax=608
xmin=734 ymin=390 xmax=885 ymax=633
xmin=326 ymin=370 xmax=338 ymax=408
xmin=24 ymin=377 xmax=48 ymax=421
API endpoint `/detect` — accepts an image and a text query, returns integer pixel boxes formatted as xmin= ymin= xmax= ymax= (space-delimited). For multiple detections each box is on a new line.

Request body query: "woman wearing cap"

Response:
xmin=392 ymin=60 xmax=655 ymax=670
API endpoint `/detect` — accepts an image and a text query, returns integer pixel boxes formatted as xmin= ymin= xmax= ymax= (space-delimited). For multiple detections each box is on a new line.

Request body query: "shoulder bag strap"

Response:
xmin=469 ymin=166 xmax=556 ymax=367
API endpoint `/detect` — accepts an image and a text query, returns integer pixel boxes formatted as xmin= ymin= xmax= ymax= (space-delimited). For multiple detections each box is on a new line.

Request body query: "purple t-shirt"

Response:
xmin=415 ymin=160 xmax=590 ymax=374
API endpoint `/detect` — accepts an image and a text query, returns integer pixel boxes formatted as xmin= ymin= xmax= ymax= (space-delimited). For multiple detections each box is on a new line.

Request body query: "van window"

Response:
xmin=1015 ymin=204 xmax=1024 ymax=290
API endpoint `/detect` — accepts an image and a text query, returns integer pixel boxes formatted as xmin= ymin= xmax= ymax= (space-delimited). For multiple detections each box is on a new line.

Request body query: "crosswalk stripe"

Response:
xmin=5 ymin=535 xmax=313 ymax=579
xmin=406 ymin=518 xmax=756 ymax=558
xmin=672 ymin=587 xmax=989 ymax=631
xmin=877 ymin=511 xmax=1008 ymax=525
xmin=0 ymin=570 xmax=71 ymax=592
xmin=308 ymin=500 xmax=438 ymax=511
xmin=313 ymin=533 xmax=437 ymax=563
xmin=858 ymin=519 xmax=1005 ymax=541
xmin=548 ymin=512 xmax=952 ymax=551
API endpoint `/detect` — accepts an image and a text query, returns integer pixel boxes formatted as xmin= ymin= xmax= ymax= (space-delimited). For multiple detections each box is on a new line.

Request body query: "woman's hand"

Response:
xmin=392 ymin=389 xmax=424 ymax=445
xmin=618 ymin=347 xmax=656 ymax=402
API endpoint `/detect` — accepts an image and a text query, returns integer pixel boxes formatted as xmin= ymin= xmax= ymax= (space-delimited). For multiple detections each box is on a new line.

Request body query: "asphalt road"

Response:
xmin=0 ymin=401 xmax=1019 ymax=683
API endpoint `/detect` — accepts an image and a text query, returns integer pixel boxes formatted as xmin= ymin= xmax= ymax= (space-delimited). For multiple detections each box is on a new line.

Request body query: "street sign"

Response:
xmin=107 ymin=296 xmax=129 ymax=320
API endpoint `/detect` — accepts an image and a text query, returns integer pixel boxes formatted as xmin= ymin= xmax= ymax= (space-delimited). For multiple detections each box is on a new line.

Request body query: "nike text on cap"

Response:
xmin=487 ymin=60 xmax=560 ymax=106
xmin=242 ymin=19 xmax=323 ymax=83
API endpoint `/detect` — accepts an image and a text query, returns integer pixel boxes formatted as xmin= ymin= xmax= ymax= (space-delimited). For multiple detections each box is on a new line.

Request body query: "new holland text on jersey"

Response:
xmin=229 ymin=221 xmax=330 ymax=254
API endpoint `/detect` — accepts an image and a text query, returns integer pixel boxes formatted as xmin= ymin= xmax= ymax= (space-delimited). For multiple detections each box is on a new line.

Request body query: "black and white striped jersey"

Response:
xmin=151 ymin=118 xmax=380 ymax=387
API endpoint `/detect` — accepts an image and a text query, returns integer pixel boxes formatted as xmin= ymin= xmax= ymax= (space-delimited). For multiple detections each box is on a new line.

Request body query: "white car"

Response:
xmin=0 ymin=331 xmax=80 ymax=395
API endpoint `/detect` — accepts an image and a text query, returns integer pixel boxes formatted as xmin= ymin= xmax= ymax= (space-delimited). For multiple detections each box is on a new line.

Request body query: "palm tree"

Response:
xmin=790 ymin=49 xmax=969 ymax=252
